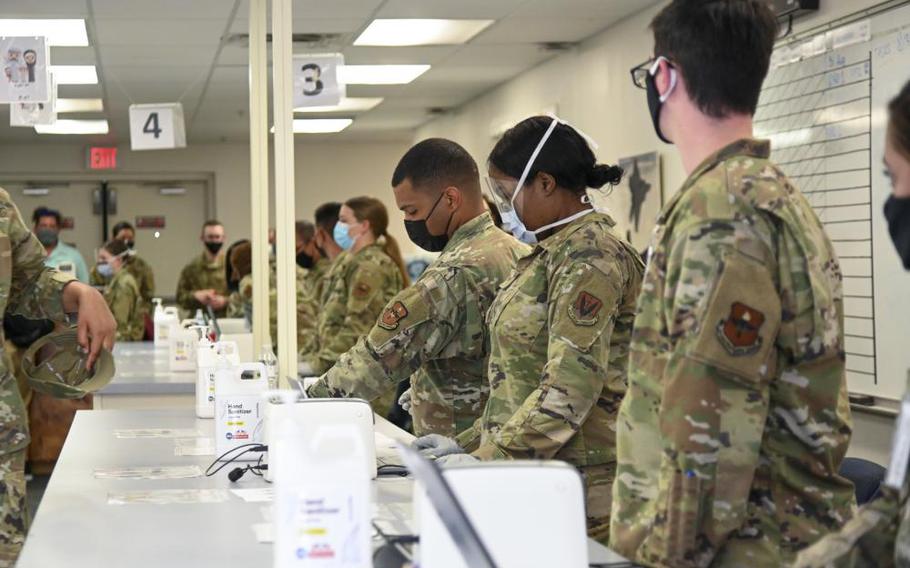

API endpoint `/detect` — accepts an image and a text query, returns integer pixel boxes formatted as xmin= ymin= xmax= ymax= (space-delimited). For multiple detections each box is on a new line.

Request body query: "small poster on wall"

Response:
xmin=0 ymin=36 xmax=50 ymax=103
xmin=589 ymin=151 xmax=663 ymax=253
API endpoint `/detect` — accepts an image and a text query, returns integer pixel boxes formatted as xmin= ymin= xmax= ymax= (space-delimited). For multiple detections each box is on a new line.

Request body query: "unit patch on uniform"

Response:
xmin=379 ymin=301 xmax=409 ymax=330
xmin=716 ymin=302 xmax=765 ymax=356
xmin=353 ymin=282 xmax=372 ymax=299
xmin=568 ymin=291 xmax=603 ymax=326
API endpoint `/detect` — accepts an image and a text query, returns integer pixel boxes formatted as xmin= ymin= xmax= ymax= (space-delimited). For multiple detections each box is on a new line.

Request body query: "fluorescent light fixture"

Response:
xmin=338 ymin=65 xmax=430 ymax=85
xmin=355 ymin=19 xmax=494 ymax=46
xmin=35 ymin=119 xmax=109 ymax=135
xmin=0 ymin=19 xmax=88 ymax=47
xmin=270 ymin=119 xmax=353 ymax=134
xmin=23 ymin=188 xmax=50 ymax=196
xmin=50 ymin=65 xmax=98 ymax=85
xmin=56 ymin=98 xmax=104 ymax=113
xmin=294 ymin=97 xmax=383 ymax=113
xmin=160 ymin=187 xmax=186 ymax=196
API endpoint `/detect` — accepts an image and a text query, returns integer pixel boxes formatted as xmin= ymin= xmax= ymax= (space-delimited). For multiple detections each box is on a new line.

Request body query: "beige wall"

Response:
xmin=416 ymin=0 xmax=893 ymax=466
xmin=0 ymin=139 xmax=413 ymax=254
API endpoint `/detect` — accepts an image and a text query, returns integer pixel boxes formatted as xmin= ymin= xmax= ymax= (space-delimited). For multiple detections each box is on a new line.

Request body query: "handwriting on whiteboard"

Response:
xmin=873 ymin=27 xmax=910 ymax=62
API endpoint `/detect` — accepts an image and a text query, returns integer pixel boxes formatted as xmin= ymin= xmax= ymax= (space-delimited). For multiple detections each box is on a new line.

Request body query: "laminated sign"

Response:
xmin=0 ymin=36 xmax=50 ymax=103
xmin=10 ymin=72 xmax=56 ymax=126
xmin=293 ymin=53 xmax=345 ymax=108
xmin=129 ymin=103 xmax=187 ymax=151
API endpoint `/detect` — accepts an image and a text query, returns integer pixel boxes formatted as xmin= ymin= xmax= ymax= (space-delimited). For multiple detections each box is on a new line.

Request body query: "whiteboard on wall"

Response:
xmin=754 ymin=2 xmax=910 ymax=401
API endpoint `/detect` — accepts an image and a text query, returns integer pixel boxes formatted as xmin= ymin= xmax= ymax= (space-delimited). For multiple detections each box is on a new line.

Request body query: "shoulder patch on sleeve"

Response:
xmin=568 ymin=291 xmax=603 ymax=326
xmin=378 ymin=301 xmax=409 ymax=330
xmin=716 ymin=302 xmax=765 ymax=356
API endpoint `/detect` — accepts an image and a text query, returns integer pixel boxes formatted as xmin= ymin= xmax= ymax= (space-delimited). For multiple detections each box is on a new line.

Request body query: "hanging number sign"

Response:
xmin=129 ymin=103 xmax=187 ymax=150
xmin=292 ymin=53 xmax=345 ymax=108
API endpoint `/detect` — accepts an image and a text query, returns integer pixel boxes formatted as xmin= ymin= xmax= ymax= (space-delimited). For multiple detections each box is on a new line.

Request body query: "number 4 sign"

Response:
xmin=292 ymin=53 xmax=345 ymax=109
xmin=129 ymin=103 xmax=187 ymax=151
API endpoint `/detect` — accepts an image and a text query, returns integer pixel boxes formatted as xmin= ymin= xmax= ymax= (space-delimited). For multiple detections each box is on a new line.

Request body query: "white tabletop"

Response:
xmin=103 ymin=342 xmax=195 ymax=395
xmin=18 ymin=409 xmax=628 ymax=567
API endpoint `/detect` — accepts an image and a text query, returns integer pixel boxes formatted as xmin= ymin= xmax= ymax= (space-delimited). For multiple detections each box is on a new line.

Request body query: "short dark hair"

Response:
xmin=111 ymin=221 xmax=135 ymax=238
xmin=651 ymin=0 xmax=778 ymax=118
xmin=889 ymin=79 xmax=910 ymax=160
xmin=391 ymin=138 xmax=480 ymax=194
xmin=32 ymin=206 xmax=62 ymax=227
xmin=201 ymin=220 xmax=223 ymax=232
xmin=295 ymin=220 xmax=315 ymax=243
xmin=314 ymin=203 xmax=341 ymax=233
xmin=488 ymin=116 xmax=623 ymax=195
xmin=102 ymin=238 xmax=130 ymax=257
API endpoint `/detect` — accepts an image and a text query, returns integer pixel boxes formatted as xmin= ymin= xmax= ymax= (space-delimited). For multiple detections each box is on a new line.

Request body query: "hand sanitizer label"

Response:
xmin=215 ymin=394 xmax=263 ymax=458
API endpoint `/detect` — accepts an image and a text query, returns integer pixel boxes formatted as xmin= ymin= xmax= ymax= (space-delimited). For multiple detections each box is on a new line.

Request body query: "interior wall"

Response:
xmin=415 ymin=0 xmax=893 ymax=466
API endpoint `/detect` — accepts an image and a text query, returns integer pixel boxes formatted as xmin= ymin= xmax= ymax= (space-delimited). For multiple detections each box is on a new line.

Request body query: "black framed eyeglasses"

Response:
xmin=630 ymin=59 xmax=653 ymax=90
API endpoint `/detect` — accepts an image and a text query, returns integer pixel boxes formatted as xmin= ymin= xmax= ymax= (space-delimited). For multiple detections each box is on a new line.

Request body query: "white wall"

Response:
xmin=416 ymin=0 xmax=893 ymax=466
xmin=0 ymin=139 xmax=413 ymax=253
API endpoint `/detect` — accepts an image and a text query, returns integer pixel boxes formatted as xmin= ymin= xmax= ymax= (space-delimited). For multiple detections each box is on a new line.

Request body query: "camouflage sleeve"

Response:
xmin=175 ymin=263 xmax=202 ymax=312
xmin=634 ymin=219 xmax=781 ymax=567
xmin=311 ymin=263 xmax=394 ymax=374
xmin=142 ymin=261 xmax=155 ymax=298
xmin=3 ymin=194 xmax=73 ymax=322
xmin=793 ymin=487 xmax=902 ymax=568
xmin=455 ymin=418 xmax=482 ymax=452
xmin=307 ymin=270 xmax=461 ymax=400
xmin=89 ymin=265 xmax=103 ymax=287
xmin=472 ymin=259 xmax=624 ymax=461
xmin=107 ymin=276 xmax=144 ymax=341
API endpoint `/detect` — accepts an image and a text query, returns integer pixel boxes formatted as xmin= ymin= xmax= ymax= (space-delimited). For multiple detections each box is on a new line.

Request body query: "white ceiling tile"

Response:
xmin=100 ymin=45 xmax=218 ymax=67
xmin=513 ymin=0 xmax=656 ymax=20
xmin=443 ymin=44 xmax=551 ymax=67
xmin=340 ymin=45 xmax=454 ymax=65
xmin=292 ymin=0 xmax=383 ymax=19
xmin=90 ymin=0 xmax=238 ymax=20
xmin=231 ymin=17 xmax=365 ymax=35
xmin=473 ymin=17 xmax=615 ymax=45
xmin=94 ymin=19 xmax=227 ymax=46
xmin=0 ymin=0 xmax=87 ymax=18
xmin=49 ymin=47 xmax=97 ymax=65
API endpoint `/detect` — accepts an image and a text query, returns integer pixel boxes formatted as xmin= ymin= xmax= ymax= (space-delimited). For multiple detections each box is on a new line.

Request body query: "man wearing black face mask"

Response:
xmin=175 ymin=219 xmax=229 ymax=317
xmin=306 ymin=139 xmax=528 ymax=438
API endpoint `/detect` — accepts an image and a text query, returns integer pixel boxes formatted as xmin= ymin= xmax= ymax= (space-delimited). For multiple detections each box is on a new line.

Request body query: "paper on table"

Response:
xmin=107 ymin=489 xmax=230 ymax=505
xmin=174 ymin=437 xmax=216 ymax=457
xmin=94 ymin=465 xmax=204 ymax=480
xmin=252 ymin=522 xmax=274 ymax=544
xmin=374 ymin=431 xmax=400 ymax=462
xmin=114 ymin=428 xmax=200 ymax=439
xmin=230 ymin=488 xmax=274 ymax=503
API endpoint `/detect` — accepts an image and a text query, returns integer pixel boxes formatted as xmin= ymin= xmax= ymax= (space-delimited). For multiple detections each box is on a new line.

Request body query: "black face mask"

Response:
xmin=296 ymin=250 xmax=314 ymax=269
xmin=645 ymin=65 xmax=673 ymax=145
xmin=405 ymin=192 xmax=453 ymax=252
xmin=204 ymin=241 xmax=223 ymax=255
xmin=123 ymin=240 xmax=135 ymax=250
xmin=885 ymin=195 xmax=910 ymax=270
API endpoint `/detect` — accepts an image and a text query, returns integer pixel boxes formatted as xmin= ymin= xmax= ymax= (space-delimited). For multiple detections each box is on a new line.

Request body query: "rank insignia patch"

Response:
xmin=379 ymin=301 xmax=409 ymax=330
xmin=716 ymin=302 xmax=765 ymax=356
xmin=568 ymin=291 xmax=603 ymax=326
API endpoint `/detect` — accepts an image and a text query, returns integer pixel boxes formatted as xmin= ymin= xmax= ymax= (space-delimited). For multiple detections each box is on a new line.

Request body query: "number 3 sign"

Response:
xmin=129 ymin=103 xmax=187 ymax=151
xmin=292 ymin=53 xmax=345 ymax=109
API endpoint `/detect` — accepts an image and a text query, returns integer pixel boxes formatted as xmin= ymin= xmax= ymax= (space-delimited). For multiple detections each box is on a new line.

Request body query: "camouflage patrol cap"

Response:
xmin=22 ymin=329 xmax=115 ymax=399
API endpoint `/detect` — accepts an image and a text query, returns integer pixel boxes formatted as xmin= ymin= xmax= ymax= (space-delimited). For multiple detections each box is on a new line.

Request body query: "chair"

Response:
xmin=839 ymin=457 xmax=886 ymax=505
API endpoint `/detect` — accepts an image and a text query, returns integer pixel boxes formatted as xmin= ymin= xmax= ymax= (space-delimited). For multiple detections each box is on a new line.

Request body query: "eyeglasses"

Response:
xmin=630 ymin=56 xmax=672 ymax=90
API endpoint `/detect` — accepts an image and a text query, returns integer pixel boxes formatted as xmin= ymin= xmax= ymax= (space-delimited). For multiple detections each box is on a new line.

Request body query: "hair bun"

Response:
xmin=586 ymin=164 xmax=623 ymax=189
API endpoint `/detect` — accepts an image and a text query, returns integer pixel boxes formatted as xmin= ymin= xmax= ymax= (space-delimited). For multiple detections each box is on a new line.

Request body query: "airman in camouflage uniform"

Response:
xmin=91 ymin=253 xmax=155 ymax=305
xmin=0 ymin=188 xmax=79 ymax=566
xmin=231 ymin=258 xmax=308 ymax=349
xmin=175 ymin=252 xmax=228 ymax=318
xmin=609 ymin=139 xmax=856 ymax=567
xmin=297 ymin=257 xmax=332 ymax=356
xmin=307 ymin=212 xmax=528 ymax=437
xmin=303 ymin=244 xmax=404 ymax=375
xmin=455 ymin=211 xmax=643 ymax=544
xmin=102 ymin=268 xmax=145 ymax=342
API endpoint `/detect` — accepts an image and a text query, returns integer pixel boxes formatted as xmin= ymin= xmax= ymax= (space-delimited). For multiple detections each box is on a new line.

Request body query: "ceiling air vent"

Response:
xmin=225 ymin=32 xmax=348 ymax=49
xmin=538 ymin=42 xmax=575 ymax=53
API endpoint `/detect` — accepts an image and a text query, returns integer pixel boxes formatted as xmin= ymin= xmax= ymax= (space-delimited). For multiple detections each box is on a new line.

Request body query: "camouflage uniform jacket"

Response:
xmin=175 ymin=252 xmax=228 ymax=318
xmin=609 ymin=139 xmax=855 ymax=568
xmin=231 ymin=258 xmax=308 ymax=348
xmin=103 ymin=268 xmax=145 ymax=342
xmin=298 ymin=257 xmax=332 ymax=356
xmin=307 ymin=213 xmax=529 ymax=437
xmin=0 ymin=188 xmax=75 ymax=456
xmin=91 ymin=254 xmax=155 ymax=305
xmin=305 ymin=243 xmax=404 ymax=374
xmin=456 ymin=211 xmax=643 ymax=467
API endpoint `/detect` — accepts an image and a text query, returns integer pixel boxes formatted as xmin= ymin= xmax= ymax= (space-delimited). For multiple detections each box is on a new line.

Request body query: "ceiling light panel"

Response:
xmin=271 ymin=119 xmax=353 ymax=134
xmin=56 ymin=98 xmax=104 ymax=113
xmin=0 ymin=19 xmax=88 ymax=46
xmin=339 ymin=65 xmax=430 ymax=85
xmin=294 ymin=97 xmax=383 ymax=113
xmin=354 ymin=19 xmax=494 ymax=46
xmin=50 ymin=65 xmax=98 ymax=85
xmin=35 ymin=119 xmax=109 ymax=135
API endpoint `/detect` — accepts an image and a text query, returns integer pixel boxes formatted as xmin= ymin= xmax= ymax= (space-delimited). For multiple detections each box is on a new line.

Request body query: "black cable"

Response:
xmin=377 ymin=464 xmax=409 ymax=477
xmin=588 ymin=562 xmax=640 ymax=567
xmin=371 ymin=521 xmax=418 ymax=546
xmin=204 ymin=444 xmax=267 ymax=477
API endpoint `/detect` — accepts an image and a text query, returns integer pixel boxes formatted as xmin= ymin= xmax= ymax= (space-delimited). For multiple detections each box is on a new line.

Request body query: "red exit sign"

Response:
xmin=88 ymin=147 xmax=117 ymax=170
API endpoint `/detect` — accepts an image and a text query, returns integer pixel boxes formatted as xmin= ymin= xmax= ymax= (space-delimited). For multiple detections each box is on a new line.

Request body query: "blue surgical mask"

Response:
xmin=97 ymin=263 xmax=114 ymax=279
xmin=333 ymin=222 xmax=355 ymax=251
